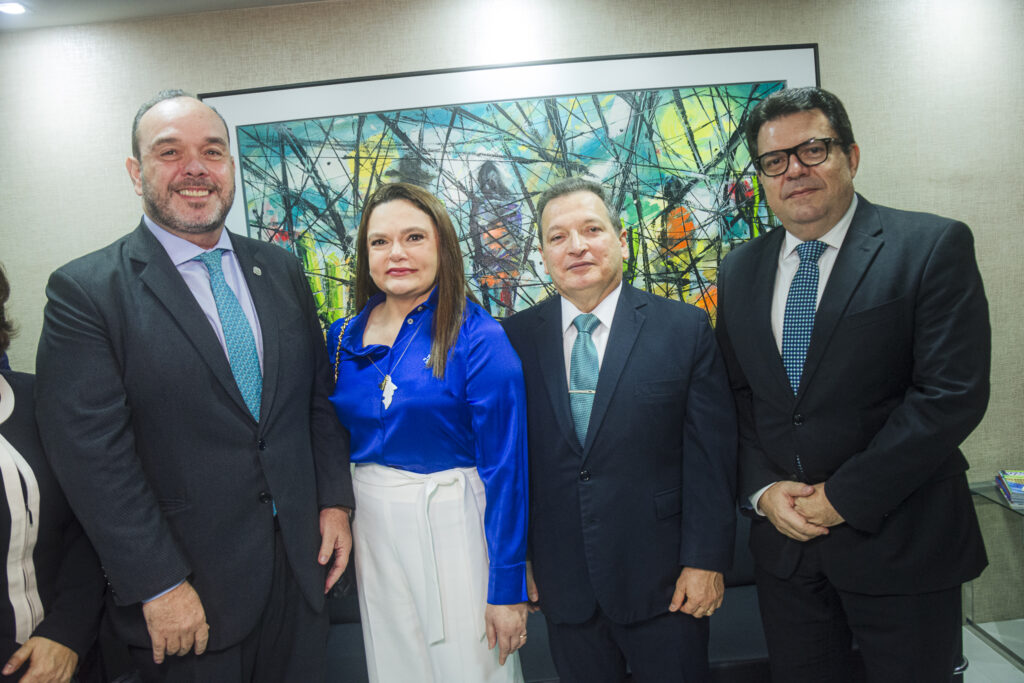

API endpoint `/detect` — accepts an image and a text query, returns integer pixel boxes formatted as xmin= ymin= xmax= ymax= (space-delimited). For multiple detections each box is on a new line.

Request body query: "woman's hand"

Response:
xmin=485 ymin=602 xmax=528 ymax=665
xmin=2 ymin=636 xmax=78 ymax=683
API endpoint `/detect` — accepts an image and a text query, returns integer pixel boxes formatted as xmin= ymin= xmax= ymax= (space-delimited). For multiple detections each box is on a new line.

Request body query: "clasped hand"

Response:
xmin=760 ymin=481 xmax=844 ymax=542
xmin=485 ymin=602 xmax=528 ymax=666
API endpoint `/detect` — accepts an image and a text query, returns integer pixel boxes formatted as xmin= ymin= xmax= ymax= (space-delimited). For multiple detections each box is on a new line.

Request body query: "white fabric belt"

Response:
xmin=353 ymin=464 xmax=486 ymax=645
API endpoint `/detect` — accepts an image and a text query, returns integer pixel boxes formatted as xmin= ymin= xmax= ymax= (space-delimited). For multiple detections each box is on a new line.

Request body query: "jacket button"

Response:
xmin=579 ymin=470 xmax=591 ymax=482
xmin=793 ymin=414 xmax=804 ymax=426
xmin=259 ymin=491 xmax=273 ymax=504
xmin=257 ymin=439 xmax=267 ymax=450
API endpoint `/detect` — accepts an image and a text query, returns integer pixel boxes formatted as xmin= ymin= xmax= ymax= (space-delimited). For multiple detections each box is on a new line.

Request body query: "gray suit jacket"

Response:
xmin=35 ymin=221 xmax=354 ymax=649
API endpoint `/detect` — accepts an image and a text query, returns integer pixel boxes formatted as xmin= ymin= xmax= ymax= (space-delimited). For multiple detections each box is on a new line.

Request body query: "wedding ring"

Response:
xmin=519 ymin=634 xmax=527 ymax=639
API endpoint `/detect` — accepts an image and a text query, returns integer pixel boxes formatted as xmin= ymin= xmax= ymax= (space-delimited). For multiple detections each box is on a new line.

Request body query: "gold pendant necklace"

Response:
xmin=368 ymin=317 xmax=425 ymax=410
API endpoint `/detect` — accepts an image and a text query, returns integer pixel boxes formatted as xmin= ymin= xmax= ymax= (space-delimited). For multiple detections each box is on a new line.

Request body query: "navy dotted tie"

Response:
xmin=195 ymin=249 xmax=262 ymax=419
xmin=569 ymin=314 xmax=600 ymax=446
xmin=782 ymin=240 xmax=827 ymax=394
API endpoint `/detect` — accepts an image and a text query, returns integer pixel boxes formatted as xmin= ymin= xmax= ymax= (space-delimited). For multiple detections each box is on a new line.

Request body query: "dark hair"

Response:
xmin=534 ymin=177 xmax=620 ymax=241
xmin=0 ymin=264 xmax=14 ymax=355
xmin=131 ymin=89 xmax=230 ymax=159
xmin=745 ymin=87 xmax=856 ymax=160
xmin=354 ymin=183 xmax=469 ymax=379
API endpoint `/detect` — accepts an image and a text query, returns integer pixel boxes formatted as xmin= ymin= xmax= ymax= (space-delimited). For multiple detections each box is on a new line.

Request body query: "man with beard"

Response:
xmin=35 ymin=91 xmax=355 ymax=682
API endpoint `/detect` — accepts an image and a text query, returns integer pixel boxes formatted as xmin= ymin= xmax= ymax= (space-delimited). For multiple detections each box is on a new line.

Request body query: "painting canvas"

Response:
xmin=202 ymin=46 xmax=818 ymax=324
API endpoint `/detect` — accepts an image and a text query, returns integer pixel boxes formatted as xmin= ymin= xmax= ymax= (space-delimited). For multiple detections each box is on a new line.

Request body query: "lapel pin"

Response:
xmin=253 ymin=266 xmax=262 ymax=276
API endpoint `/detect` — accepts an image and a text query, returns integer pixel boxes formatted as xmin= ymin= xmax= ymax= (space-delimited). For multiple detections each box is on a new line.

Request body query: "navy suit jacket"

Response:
xmin=716 ymin=195 xmax=989 ymax=595
xmin=502 ymin=284 xmax=737 ymax=625
xmin=0 ymin=371 xmax=104 ymax=663
xmin=35 ymin=221 xmax=354 ymax=649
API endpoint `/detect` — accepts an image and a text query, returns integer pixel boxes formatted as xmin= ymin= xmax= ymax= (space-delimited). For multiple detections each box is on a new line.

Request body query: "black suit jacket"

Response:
xmin=35 ymin=221 xmax=354 ymax=649
xmin=0 ymin=371 xmax=105 ymax=664
xmin=716 ymin=195 xmax=989 ymax=595
xmin=502 ymin=284 xmax=737 ymax=625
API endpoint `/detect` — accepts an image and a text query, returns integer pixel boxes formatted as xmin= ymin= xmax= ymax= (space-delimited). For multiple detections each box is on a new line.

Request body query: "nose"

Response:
xmin=182 ymin=153 xmax=209 ymax=176
xmin=388 ymin=240 xmax=407 ymax=260
xmin=567 ymin=230 xmax=586 ymax=254
xmin=784 ymin=152 xmax=808 ymax=178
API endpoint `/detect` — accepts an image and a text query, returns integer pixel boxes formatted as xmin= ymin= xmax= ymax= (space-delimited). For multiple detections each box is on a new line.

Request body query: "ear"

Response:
xmin=846 ymin=142 xmax=860 ymax=179
xmin=126 ymin=157 xmax=143 ymax=197
xmin=537 ymin=243 xmax=550 ymax=276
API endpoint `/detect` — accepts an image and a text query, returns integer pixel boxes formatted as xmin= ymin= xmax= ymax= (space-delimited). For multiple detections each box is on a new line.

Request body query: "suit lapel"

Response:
xmin=129 ymin=223 xmax=251 ymax=418
xmin=800 ymin=196 xmax=883 ymax=397
xmin=583 ymin=285 xmax=644 ymax=457
xmin=532 ymin=296 xmax=580 ymax=454
xmin=750 ymin=229 xmax=792 ymax=394
xmin=232 ymin=234 xmax=278 ymax=424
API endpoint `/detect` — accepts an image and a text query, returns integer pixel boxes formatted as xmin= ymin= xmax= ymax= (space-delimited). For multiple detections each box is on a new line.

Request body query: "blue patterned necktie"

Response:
xmin=569 ymin=313 xmax=600 ymax=446
xmin=782 ymin=240 xmax=828 ymax=394
xmin=195 ymin=249 xmax=262 ymax=419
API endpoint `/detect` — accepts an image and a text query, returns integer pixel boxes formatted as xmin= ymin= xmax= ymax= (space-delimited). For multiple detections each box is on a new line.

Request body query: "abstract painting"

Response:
xmin=202 ymin=47 xmax=818 ymax=325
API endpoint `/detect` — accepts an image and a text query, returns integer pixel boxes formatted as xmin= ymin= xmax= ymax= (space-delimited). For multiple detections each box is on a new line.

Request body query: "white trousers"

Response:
xmin=352 ymin=464 xmax=524 ymax=683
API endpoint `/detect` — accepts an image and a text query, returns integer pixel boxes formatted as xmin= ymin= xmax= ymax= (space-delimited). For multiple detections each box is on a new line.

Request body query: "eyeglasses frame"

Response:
xmin=754 ymin=137 xmax=842 ymax=177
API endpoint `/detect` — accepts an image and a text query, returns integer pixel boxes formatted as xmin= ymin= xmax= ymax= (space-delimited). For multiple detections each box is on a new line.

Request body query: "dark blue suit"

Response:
xmin=716 ymin=195 xmax=989 ymax=680
xmin=503 ymin=283 xmax=737 ymax=682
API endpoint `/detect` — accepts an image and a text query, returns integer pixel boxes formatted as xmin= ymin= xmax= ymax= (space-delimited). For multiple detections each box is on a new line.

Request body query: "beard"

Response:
xmin=141 ymin=175 xmax=235 ymax=236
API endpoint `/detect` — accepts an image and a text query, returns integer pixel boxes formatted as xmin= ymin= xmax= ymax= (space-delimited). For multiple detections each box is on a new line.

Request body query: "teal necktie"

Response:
xmin=781 ymin=240 xmax=827 ymax=394
xmin=569 ymin=313 xmax=600 ymax=446
xmin=195 ymin=249 xmax=262 ymax=420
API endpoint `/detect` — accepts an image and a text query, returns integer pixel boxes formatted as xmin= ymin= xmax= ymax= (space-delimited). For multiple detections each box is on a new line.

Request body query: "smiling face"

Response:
xmin=539 ymin=190 xmax=627 ymax=312
xmin=366 ymin=198 xmax=440 ymax=307
xmin=126 ymin=97 xmax=235 ymax=247
xmin=757 ymin=109 xmax=860 ymax=241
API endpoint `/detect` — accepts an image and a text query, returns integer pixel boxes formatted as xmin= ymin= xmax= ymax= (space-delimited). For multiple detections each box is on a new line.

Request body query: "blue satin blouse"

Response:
xmin=327 ymin=290 xmax=528 ymax=605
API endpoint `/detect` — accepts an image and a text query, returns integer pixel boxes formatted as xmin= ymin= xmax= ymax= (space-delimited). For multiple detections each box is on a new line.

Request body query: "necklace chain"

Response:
xmin=368 ymin=316 xmax=426 ymax=409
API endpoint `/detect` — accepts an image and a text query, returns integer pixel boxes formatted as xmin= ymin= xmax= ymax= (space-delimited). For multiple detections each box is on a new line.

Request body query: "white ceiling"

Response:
xmin=0 ymin=0 xmax=324 ymax=32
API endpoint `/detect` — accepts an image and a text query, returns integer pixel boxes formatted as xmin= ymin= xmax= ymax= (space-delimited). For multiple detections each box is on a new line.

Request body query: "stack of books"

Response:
xmin=995 ymin=470 xmax=1024 ymax=508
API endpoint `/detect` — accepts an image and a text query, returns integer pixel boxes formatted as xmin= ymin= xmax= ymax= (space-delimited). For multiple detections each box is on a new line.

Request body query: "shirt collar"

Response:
xmin=143 ymin=215 xmax=234 ymax=266
xmin=343 ymin=286 xmax=439 ymax=356
xmin=560 ymin=281 xmax=623 ymax=335
xmin=782 ymin=194 xmax=859 ymax=258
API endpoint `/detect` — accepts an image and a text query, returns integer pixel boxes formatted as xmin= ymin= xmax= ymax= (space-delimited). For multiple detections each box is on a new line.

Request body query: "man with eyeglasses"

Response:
xmin=716 ymin=87 xmax=989 ymax=682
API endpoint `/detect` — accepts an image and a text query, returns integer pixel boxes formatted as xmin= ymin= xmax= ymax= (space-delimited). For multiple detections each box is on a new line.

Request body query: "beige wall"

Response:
xmin=1 ymin=0 xmax=1021 ymax=612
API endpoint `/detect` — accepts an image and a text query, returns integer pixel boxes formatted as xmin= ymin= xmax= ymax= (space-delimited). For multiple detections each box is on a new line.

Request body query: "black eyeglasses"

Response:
xmin=755 ymin=138 xmax=840 ymax=177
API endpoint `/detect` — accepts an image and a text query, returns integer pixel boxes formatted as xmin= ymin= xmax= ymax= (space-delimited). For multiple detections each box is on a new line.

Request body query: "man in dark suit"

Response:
xmin=715 ymin=87 xmax=989 ymax=682
xmin=35 ymin=91 xmax=355 ymax=682
xmin=502 ymin=177 xmax=737 ymax=683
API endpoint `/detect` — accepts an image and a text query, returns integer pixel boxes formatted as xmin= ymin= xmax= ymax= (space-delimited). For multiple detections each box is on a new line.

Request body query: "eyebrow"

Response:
xmin=367 ymin=226 xmax=430 ymax=239
xmin=150 ymin=135 xmax=229 ymax=148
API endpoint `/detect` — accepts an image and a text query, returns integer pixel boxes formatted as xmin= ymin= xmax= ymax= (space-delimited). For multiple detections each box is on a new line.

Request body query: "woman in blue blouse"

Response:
xmin=328 ymin=183 xmax=529 ymax=682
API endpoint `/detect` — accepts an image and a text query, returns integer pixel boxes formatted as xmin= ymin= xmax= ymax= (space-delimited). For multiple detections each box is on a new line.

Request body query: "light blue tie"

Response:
xmin=781 ymin=240 xmax=828 ymax=394
xmin=569 ymin=314 xmax=600 ymax=446
xmin=195 ymin=249 xmax=262 ymax=420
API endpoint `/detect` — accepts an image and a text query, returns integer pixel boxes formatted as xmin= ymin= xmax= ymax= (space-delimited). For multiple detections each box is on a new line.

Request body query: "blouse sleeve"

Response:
xmin=462 ymin=310 xmax=529 ymax=605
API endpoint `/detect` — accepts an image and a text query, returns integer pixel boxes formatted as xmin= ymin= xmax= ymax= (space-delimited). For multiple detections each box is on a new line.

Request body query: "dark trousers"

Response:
xmin=545 ymin=604 xmax=710 ymax=683
xmin=755 ymin=544 xmax=962 ymax=683
xmin=129 ymin=530 xmax=328 ymax=683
